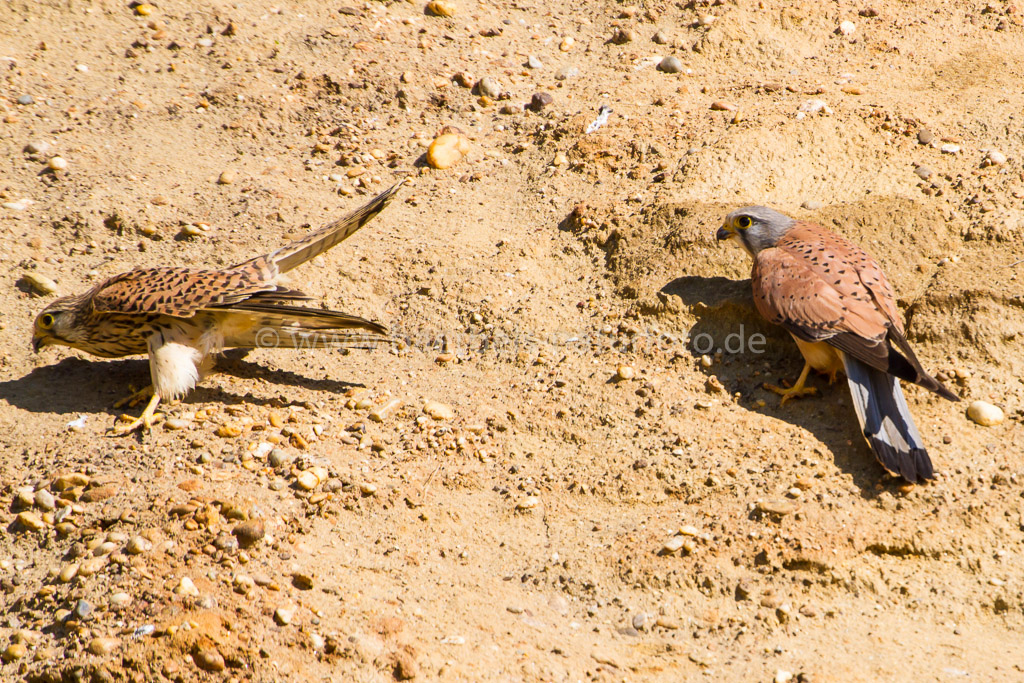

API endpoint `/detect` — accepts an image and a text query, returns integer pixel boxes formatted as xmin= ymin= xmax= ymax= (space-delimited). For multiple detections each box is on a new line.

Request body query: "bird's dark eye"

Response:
xmin=737 ymin=216 xmax=752 ymax=229
xmin=40 ymin=314 xmax=54 ymax=329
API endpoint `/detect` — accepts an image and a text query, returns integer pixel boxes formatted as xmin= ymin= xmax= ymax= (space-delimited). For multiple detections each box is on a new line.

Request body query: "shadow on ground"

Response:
xmin=0 ymin=351 xmax=365 ymax=417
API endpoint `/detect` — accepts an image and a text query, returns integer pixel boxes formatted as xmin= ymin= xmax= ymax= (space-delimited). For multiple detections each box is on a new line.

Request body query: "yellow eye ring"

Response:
xmin=40 ymin=314 xmax=54 ymax=329
xmin=737 ymin=216 xmax=752 ymax=229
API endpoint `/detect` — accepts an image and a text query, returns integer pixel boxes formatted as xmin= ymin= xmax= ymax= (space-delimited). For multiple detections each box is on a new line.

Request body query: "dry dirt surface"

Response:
xmin=1 ymin=0 xmax=1023 ymax=681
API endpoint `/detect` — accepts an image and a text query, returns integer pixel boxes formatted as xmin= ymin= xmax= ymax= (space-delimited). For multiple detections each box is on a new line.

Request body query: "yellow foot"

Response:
xmin=764 ymin=361 xmax=817 ymax=405
xmin=113 ymin=385 xmax=154 ymax=410
xmin=764 ymin=382 xmax=818 ymax=405
xmin=107 ymin=392 xmax=162 ymax=437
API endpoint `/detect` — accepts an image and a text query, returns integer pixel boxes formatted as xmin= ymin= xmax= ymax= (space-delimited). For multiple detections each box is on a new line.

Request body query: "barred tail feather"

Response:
xmin=265 ymin=180 xmax=404 ymax=275
xmin=842 ymin=354 xmax=934 ymax=482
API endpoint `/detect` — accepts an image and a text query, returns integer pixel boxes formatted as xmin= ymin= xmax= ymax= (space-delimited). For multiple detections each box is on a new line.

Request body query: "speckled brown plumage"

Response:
xmin=717 ymin=206 xmax=958 ymax=482
xmin=32 ymin=180 xmax=405 ymax=434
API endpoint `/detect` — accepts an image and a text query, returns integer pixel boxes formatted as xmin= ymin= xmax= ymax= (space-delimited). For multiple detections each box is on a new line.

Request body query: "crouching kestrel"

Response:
xmin=32 ymin=181 xmax=404 ymax=435
xmin=716 ymin=206 xmax=958 ymax=482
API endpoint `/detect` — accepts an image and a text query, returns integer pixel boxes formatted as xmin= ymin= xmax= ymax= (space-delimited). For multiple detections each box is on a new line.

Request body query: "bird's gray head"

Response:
xmin=32 ymin=294 xmax=86 ymax=353
xmin=715 ymin=206 xmax=796 ymax=257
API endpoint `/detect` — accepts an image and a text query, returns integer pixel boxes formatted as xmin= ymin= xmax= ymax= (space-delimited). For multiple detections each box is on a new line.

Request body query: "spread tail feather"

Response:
xmin=215 ymin=306 xmax=391 ymax=350
xmin=237 ymin=179 xmax=405 ymax=275
xmin=842 ymin=354 xmax=934 ymax=482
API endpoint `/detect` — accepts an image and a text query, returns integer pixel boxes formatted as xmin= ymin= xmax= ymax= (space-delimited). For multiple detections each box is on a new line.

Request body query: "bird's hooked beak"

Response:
xmin=32 ymin=334 xmax=46 ymax=354
xmin=716 ymin=222 xmax=734 ymax=242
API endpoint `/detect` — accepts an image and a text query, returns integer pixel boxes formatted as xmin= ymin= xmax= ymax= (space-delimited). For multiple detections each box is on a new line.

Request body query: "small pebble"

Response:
xmin=967 ymin=400 xmax=1003 ymax=427
xmin=175 ymin=577 xmax=200 ymax=597
xmin=477 ymin=76 xmax=502 ymax=98
xmin=360 ymin=482 xmax=378 ymax=496
xmin=530 ymin=92 xmax=553 ymax=111
xmin=917 ymin=129 xmax=935 ymax=145
xmin=2 ymin=643 xmax=27 ymax=662
xmin=274 ymin=606 xmax=296 ymax=626
xmin=59 ymin=564 xmax=79 ymax=583
xmin=698 ymin=14 xmax=716 ymax=26
xmin=660 ymin=536 xmax=686 ymax=555
xmin=425 ymin=0 xmax=455 ymax=17
xmin=554 ymin=66 xmax=579 ymax=81
xmin=74 ymin=599 xmax=94 ymax=620
xmin=21 ymin=273 xmax=58 ymax=296
xmin=193 ymin=646 xmax=225 ymax=672
xmin=611 ymin=28 xmax=634 ymax=44
xmin=516 ymin=496 xmax=539 ymax=511
xmin=775 ymin=670 xmax=794 ymax=683
xmin=233 ymin=519 xmax=265 ymax=548
xmin=616 ymin=365 xmax=636 ymax=381
xmin=17 ymin=94 xmax=34 ymax=105
xmin=369 ymin=398 xmax=402 ymax=422
xmin=652 ymin=30 xmax=669 ymax=44
xmin=34 ymin=489 xmax=55 ymax=511
xmin=126 ymin=536 xmax=152 ymax=555
xmin=526 ymin=55 xmax=543 ymax=69
xmin=110 ymin=592 xmax=132 ymax=608
xmin=268 ymin=448 xmax=292 ymax=468
xmin=553 ymin=151 xmax=568 ymax=167
xmin=87 ymin=637 xmax=120 ymax=656
xmin=839 ymin=20 xmax=856 ymax=35
xmin=710 ymin=101 xmax=737 ymax=111
xmin=134 ymin=3 xmax=154 ymax=16
xmin=217 ymin=169 xmax=237 ymax=185
xmin=940 ymin=143 xmax=960 ymax=154
xmin=423 ymin=400 xmax=454 ymax=420
xmin=559 ymin=36 xmax=574 ymax=51
xmin=296 ymin=470 xmax=320 ymax=491
xmin=658 ymin=56 xmax=683 ymax=73
xmin=291 ymin=572 xmax=315 ymax=590
xmin=16 ymin=511 xmax=46 ymax=531
xmin=985 ymin=149 xmax=1007 ymax=165
xmin=426 ymin=133 xmax=469 ymax=169
xmin=914 ymin=165 xmax=933 ymax=181
xmin=25 ymin=140 xmax=52 ymax=155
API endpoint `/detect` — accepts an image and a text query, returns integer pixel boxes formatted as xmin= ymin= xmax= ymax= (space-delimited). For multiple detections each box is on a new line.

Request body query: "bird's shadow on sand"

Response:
xmin=663 ymin=275 xmax=909 ymax=498
xmin=0 ymin=350 xmax=364 ymax=417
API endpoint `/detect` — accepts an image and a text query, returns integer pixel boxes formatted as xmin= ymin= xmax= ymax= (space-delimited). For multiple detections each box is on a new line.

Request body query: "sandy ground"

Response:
xmin=1 ymin=0 xmax=1023 ymax=681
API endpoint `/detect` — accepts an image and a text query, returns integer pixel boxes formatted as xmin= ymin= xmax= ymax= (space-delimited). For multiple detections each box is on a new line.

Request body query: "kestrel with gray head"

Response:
xmin=716 ymin=206 xmax=958 ymax=482
xmin=32 ymin=181 xmax=404 ymax=435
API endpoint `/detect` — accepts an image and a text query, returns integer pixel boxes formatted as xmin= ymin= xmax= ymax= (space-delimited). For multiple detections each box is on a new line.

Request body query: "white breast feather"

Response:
xmin=149 ymin=340 xmax=204 ymax=401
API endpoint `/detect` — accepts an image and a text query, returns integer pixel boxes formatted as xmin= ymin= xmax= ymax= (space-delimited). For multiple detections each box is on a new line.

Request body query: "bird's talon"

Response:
xmin=764 ymin=383 xmax=818 ymax=405
xmin=113 ymin=385 xmax=154 ymax=409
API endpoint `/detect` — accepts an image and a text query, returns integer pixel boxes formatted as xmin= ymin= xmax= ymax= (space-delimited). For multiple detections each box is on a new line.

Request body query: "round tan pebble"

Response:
xmin=616 ymin=365 xmax=635 ymax=381
xmin=967 ymin=400 xmax=1004 ymax=427
xmin=87 ymin=637 xmax=121 ymax=656
xmin=426 ymin=133 xmax=469 ymax=169
xmin=425 ymin=0 xmax=455 ymax=17
xmin=174 ymin=576 xmax=199 ymax=596
xmin=48 ymin=156 xmax=68 ymax=171
xmin=2 ymin=643 xmax=27 ymax=662
xmin=193 ymin=645 xmax=225 ymax=672
xmin=559 ymin=36 xmax=575 ymax=51
xmin=134 ymin=3 xmax=154 ymax=16
xmin=516 ymin=496 xmax=539 ymax=511
xmin=553 ymin=151 xmax=568 ymax=167
xmin=423 ymin=400 xmax=455 ymax=420
xmin=296 ymin=470 xmax=319 ymax=491
xmin=217 ymin=169 xmax=237 ymax=185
